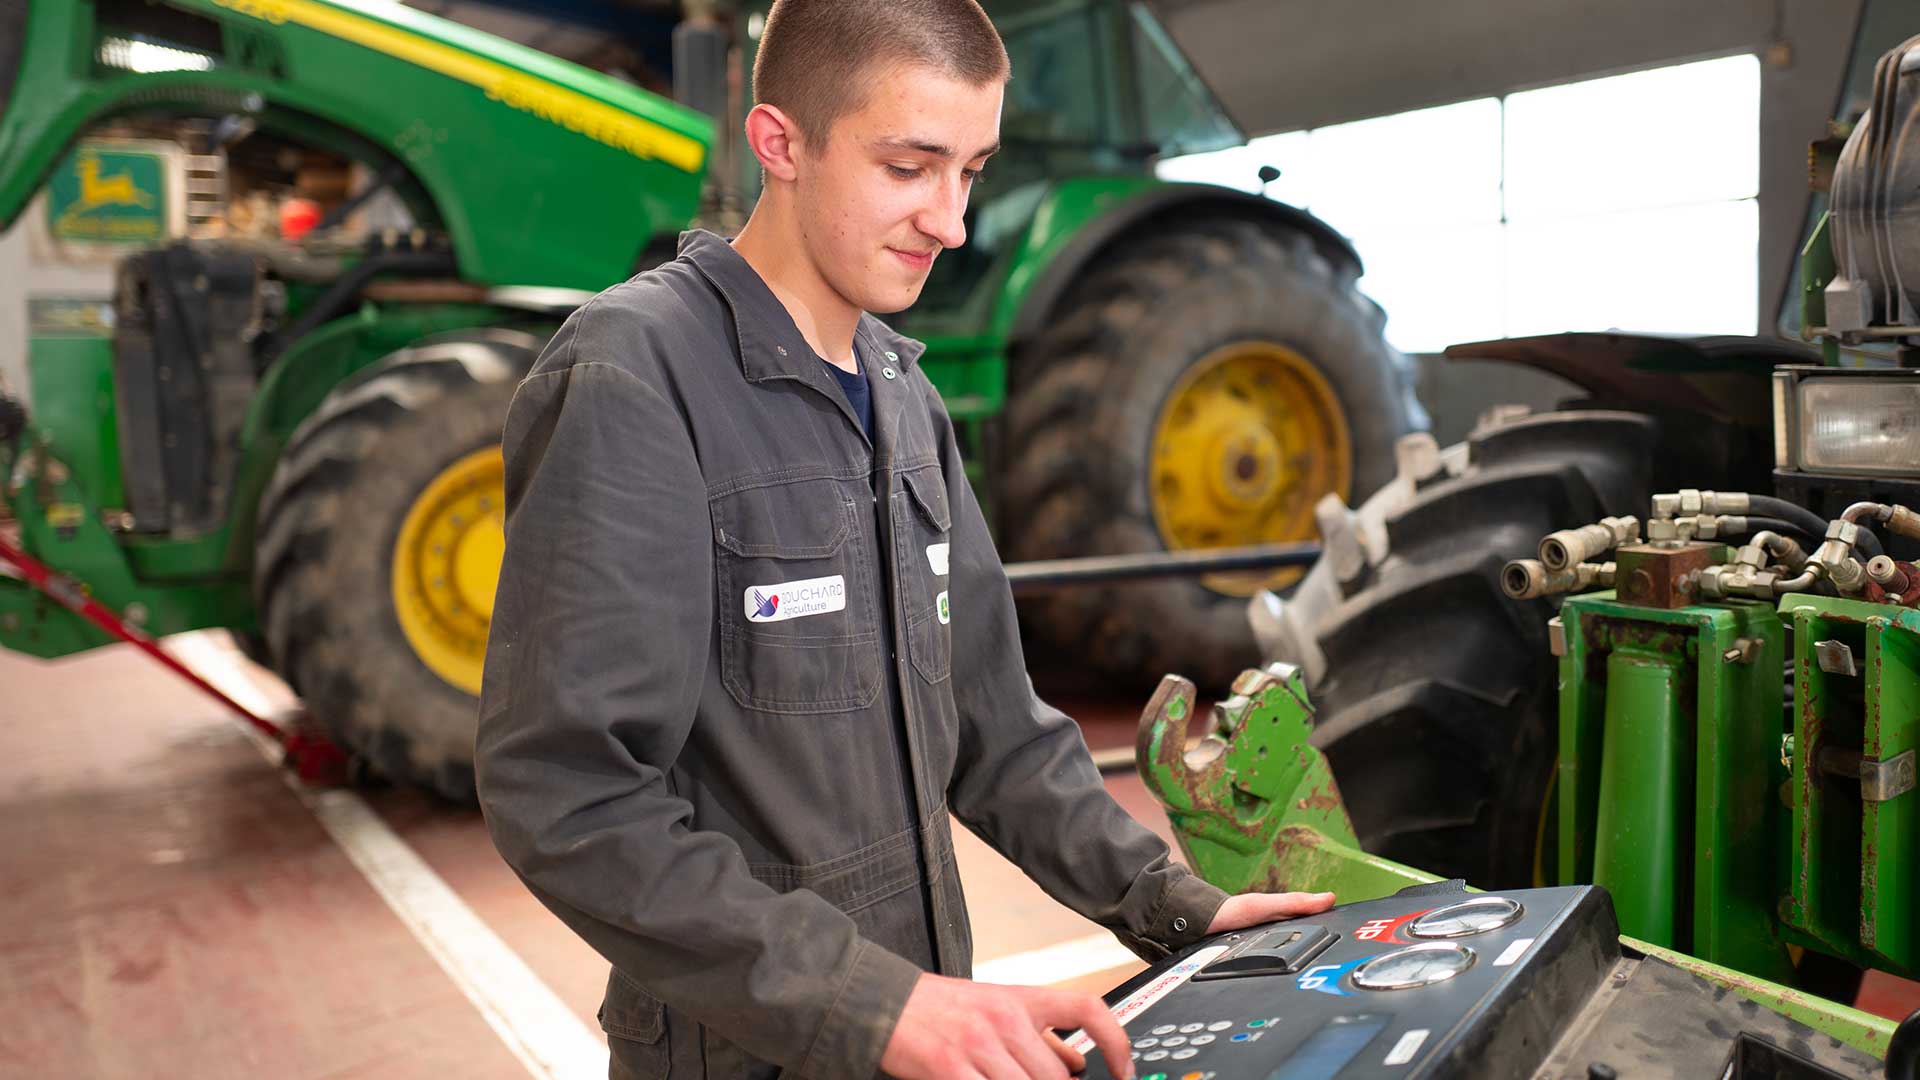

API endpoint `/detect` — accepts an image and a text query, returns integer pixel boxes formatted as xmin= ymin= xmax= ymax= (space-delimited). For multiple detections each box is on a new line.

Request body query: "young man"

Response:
xmin=475 ymin=2 xmax=1334 ymax=1077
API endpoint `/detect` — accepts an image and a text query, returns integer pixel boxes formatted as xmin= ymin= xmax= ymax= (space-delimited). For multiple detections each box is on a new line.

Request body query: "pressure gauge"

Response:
xmin=1409 ymin=897 xmax=1524 ymax=939
xmin=1351 ymin=943 xmax=1476 ymax=990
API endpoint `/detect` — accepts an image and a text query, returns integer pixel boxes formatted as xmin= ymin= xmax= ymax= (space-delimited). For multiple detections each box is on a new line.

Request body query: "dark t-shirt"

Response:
xmin=821 ymin=352 xmax=873 ymax=441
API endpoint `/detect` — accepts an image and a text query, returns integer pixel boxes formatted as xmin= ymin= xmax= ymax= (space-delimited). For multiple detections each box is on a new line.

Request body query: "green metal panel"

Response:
xmin=1592 ymin=646 xmax=1688 ymax=947
xmin=1781 ymin=596 xmax=1920 ymax=977
xmin=0 ymin=0 xmax=710 ymax=288
xmin=1556 ymin=593 xmax=1792 ymax=982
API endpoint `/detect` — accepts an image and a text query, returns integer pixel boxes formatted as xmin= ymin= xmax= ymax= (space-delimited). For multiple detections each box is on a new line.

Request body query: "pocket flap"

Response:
xmin=900 ymin=466 xmax=951 ymax=532
xmin=598 ymin=967 xmax=666 ymax=1043
xmin=713 ymin=480 xmax=853 ymax=559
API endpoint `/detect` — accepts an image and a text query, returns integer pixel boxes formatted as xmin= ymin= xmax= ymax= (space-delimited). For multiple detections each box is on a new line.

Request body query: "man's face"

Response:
xmin=792 ymin=63 xmax=1003 ymax=315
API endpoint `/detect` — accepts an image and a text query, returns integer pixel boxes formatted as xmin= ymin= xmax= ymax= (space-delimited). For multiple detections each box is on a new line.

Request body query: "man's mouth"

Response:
xmin=889 ymin=247 xmax=936 ymax=271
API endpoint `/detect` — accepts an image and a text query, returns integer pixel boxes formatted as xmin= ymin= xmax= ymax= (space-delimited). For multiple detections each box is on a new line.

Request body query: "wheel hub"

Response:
xmin=1150 ymin=340 xmax=1352 ymax=596
xmin=392 ymin=446 xmax=505 ymax=695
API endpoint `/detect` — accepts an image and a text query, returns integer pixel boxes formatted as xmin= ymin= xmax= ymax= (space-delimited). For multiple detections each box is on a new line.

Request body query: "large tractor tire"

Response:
xmin=1002 ymin=217 xmax=1422 ymax=693
xmin=253 ymin=328 xmax=542 ymax=801
xmin=1255 ymin=411 xmax=1658 ymax=887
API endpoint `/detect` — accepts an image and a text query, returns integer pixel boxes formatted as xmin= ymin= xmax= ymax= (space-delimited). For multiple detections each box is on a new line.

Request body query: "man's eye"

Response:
xmin=885 ymin=164 xmax=921 ymax=179
xmin=963 ymin=169 xmax=984 ymax=184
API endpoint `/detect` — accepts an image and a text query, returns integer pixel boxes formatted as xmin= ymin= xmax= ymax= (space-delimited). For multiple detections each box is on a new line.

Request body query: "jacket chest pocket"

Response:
xmin=892 ymin=464 xmax=952 ymax=684
xmin=712 ymin=479 xmax=881 ymax=713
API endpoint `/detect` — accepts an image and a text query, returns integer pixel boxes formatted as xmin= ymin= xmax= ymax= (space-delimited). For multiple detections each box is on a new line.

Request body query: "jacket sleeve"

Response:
xmin=929 ymin=398 xmax=1229 ymax=961
xmin=474 ymin=304 xmax=921 ymax=1078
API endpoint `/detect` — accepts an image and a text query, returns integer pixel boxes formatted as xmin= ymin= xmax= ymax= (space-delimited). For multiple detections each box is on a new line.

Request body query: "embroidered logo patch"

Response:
xmin=926 ymin=542 xmax=950 ymax=576
xmin=937 ymin=590 xmax=950 ymax=624
xmin=744 ymin=575 xmax=846 ymax=623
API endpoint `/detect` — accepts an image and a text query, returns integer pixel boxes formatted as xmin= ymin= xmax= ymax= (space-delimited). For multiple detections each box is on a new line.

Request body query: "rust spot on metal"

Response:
xmin=1298 ymin=785 xmax=1341 ymax=812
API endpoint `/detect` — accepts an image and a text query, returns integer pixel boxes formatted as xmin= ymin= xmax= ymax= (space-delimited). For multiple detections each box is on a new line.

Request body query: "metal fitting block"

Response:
xmin=1614 ymin=541 xmax=1727 ymax=608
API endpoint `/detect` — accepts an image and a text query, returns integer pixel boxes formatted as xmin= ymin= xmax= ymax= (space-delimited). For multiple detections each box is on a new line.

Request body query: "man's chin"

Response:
xmin=862 ymin=280 xmax=928 ymax=316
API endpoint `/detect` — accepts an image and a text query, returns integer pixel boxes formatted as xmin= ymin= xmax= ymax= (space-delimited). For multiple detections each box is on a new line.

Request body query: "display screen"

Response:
xmin=1265 ymin=1015 xmax=1386 ymax=1080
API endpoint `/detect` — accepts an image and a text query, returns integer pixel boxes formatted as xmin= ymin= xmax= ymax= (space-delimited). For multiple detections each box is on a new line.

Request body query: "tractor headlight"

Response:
xmin=1776 ymin=369 xmax=1920 ymax=476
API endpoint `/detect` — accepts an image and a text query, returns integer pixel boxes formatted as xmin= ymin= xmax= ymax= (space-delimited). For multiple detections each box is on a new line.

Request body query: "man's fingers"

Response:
xmin=1041 ymin=1030 xmax=1086 ymax=1076
xmin=1004 ymin=1025 xmax=1071 ymax=1080
xmin=1209 ymin=890 xmax=1339 ymax=932
xmin=976 ymin=1041 xmax=1034 ymax=1080
xmin=1269 ymin=890 xmax=1337 ymax=916
xmin=1025 ymin=988 xmax=1131 ymax=1080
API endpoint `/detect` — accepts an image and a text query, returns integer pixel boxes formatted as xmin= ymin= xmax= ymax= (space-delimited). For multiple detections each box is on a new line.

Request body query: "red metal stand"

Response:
xmin=0 ymin=532 xmax=349 ymax=785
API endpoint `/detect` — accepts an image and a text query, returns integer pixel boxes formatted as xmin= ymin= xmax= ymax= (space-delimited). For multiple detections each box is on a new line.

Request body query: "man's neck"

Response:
xmin=730 ymin=209 xmax=862 ymax=372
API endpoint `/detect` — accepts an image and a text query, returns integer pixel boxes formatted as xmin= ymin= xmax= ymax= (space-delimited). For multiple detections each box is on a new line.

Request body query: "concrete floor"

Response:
xmin=4 ymin=633 xmax=1915 ymax=1077
xmin=0 ymin=632 xmax=1162 ymax=1078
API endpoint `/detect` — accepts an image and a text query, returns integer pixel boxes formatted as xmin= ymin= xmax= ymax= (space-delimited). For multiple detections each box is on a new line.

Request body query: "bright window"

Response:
xmin=1155 ymin=55 xmax=1761 ymax=353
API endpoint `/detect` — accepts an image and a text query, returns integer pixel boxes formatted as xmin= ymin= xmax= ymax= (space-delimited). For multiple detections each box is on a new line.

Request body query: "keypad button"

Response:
xmin=1230 ymin=1032 xmax=1263 ymax=1043
xmin=1207 ymin=1021 xmax=1233 ymax=1032
xmin=1190 ymin=1035 xmax=1215 ymax=1046
xmin=1171 ymin=1048 xmax=1200 ymax=1060
xmin=1134 ymin=1038 xmax=1159 ymax=1049
xmin=1161 ymin=1036 xmax=1186 ymax=1048
xmin=1151 ymin=1025 xmax=1178 ymax=1036
xmin=1179 ymin=1023 xmax=1205 ymax=1034
xmin=1143 ymin=1049 xmax=1171 ymax=1062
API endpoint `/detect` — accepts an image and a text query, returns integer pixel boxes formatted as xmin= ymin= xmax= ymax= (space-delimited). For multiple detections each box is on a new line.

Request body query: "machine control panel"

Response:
xmin=1072 ymin=883 xmax=1890 ymax=1079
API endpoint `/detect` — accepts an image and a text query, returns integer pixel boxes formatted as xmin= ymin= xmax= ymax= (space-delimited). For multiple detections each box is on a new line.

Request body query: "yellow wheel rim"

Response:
xmin=1149 ymin=340 xmax=1352 ymax=595
xmin=392 ymin=446 xmax=505 ymax=695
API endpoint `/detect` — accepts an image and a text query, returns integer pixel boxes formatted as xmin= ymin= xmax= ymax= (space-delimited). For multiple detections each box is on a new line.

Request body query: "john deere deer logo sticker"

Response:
xmin=48 ymin=146 xmax=168 ymax=244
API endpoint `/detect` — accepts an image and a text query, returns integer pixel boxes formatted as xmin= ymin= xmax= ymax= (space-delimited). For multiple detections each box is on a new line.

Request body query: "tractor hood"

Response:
xmin=0 ymin=1 xmax=712 ymax=288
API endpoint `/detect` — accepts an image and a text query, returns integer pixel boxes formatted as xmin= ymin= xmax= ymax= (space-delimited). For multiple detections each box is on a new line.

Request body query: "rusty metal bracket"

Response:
xmin=1863 ymin=749 xmax=1917 ymax=803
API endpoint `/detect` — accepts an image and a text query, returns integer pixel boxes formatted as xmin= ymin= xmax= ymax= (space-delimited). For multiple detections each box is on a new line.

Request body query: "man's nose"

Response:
xmin=915 ymin=177 xmax=968 ymax=251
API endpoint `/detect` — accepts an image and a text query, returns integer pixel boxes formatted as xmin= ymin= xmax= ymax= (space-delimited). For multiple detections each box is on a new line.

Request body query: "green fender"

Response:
xmin=992 ymin=177 xmax=1367 ymax=350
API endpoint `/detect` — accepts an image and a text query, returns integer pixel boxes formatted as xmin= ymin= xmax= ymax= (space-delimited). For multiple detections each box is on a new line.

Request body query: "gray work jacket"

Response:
xmin=475 ymin=230 xmax=1228 ymax=1079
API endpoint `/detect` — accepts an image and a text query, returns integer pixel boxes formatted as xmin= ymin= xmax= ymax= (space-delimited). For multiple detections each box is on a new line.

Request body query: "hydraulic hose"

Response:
xmin=1746 ymin=495 xmax=1836 ymax=542
xmin=1748 ymin=494 xmax=1884 ymax=559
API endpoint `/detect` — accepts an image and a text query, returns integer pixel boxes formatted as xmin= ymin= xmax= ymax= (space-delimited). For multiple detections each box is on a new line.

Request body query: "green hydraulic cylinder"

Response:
xmin=1591 ymin=647 xmax=1690 ymax=948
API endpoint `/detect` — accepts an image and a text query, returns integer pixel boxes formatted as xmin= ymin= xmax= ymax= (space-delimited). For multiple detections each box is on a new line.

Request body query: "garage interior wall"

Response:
xmin=1146 ymin=0 xmax=1867 ymax=334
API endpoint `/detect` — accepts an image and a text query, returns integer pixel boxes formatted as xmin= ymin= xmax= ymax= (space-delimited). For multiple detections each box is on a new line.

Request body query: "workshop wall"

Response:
xmin=1149 ymin=0 xmax=1865 ymax=332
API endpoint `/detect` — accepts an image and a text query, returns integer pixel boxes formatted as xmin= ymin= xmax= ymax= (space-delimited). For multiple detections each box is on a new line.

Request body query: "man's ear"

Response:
xmin=744 ymin=103 xmax=805 ymax=184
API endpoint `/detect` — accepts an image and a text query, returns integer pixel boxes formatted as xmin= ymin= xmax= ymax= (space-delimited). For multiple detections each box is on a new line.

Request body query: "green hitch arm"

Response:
xmin=1136 ymin=663 xmax=1437 ymax=900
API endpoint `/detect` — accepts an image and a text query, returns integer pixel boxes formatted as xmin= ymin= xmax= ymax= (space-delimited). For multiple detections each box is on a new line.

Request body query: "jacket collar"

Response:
xmin=677 ymin=229 xmax=928 ymax=384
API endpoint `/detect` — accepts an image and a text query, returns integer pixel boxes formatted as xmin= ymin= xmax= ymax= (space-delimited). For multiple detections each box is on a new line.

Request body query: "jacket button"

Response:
xmin=1172 ymin=917 xmax=1188 ymax=932
xmin=882 ymin=366 xmax=897 ymax=380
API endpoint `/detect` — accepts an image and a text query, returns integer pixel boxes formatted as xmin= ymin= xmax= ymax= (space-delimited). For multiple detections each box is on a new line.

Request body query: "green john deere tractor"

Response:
xmin=0 ymin=0 xmax=1418 ymax=799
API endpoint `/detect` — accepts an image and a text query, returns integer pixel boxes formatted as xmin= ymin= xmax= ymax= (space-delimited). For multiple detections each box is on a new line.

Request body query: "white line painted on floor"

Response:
xmin=166 ymin=631 xmax=609 ymax=1080
xmin=972 ymin=931 xmax=1144 ymax=987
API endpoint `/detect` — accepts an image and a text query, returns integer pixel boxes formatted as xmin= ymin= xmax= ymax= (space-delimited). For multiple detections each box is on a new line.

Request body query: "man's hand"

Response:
xmin=880 ymin=972 xmax=1135 ymax=1080
xmin=1207 ymin=890 xmax=1337 ymax=933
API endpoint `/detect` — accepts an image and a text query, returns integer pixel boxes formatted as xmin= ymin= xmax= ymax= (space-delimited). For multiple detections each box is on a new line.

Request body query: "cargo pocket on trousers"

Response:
xmin=713 ymin=479 xmax=882 ymax=713
xmin=895 ymin=464 xmax=952 ymax=684
xmin=600 ymin=968 xmax=669 ymax=1076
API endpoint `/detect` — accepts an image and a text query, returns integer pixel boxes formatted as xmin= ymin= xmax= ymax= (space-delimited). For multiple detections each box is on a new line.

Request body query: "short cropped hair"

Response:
xmin=753 ymin=0 xmax=1010 ymax=146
